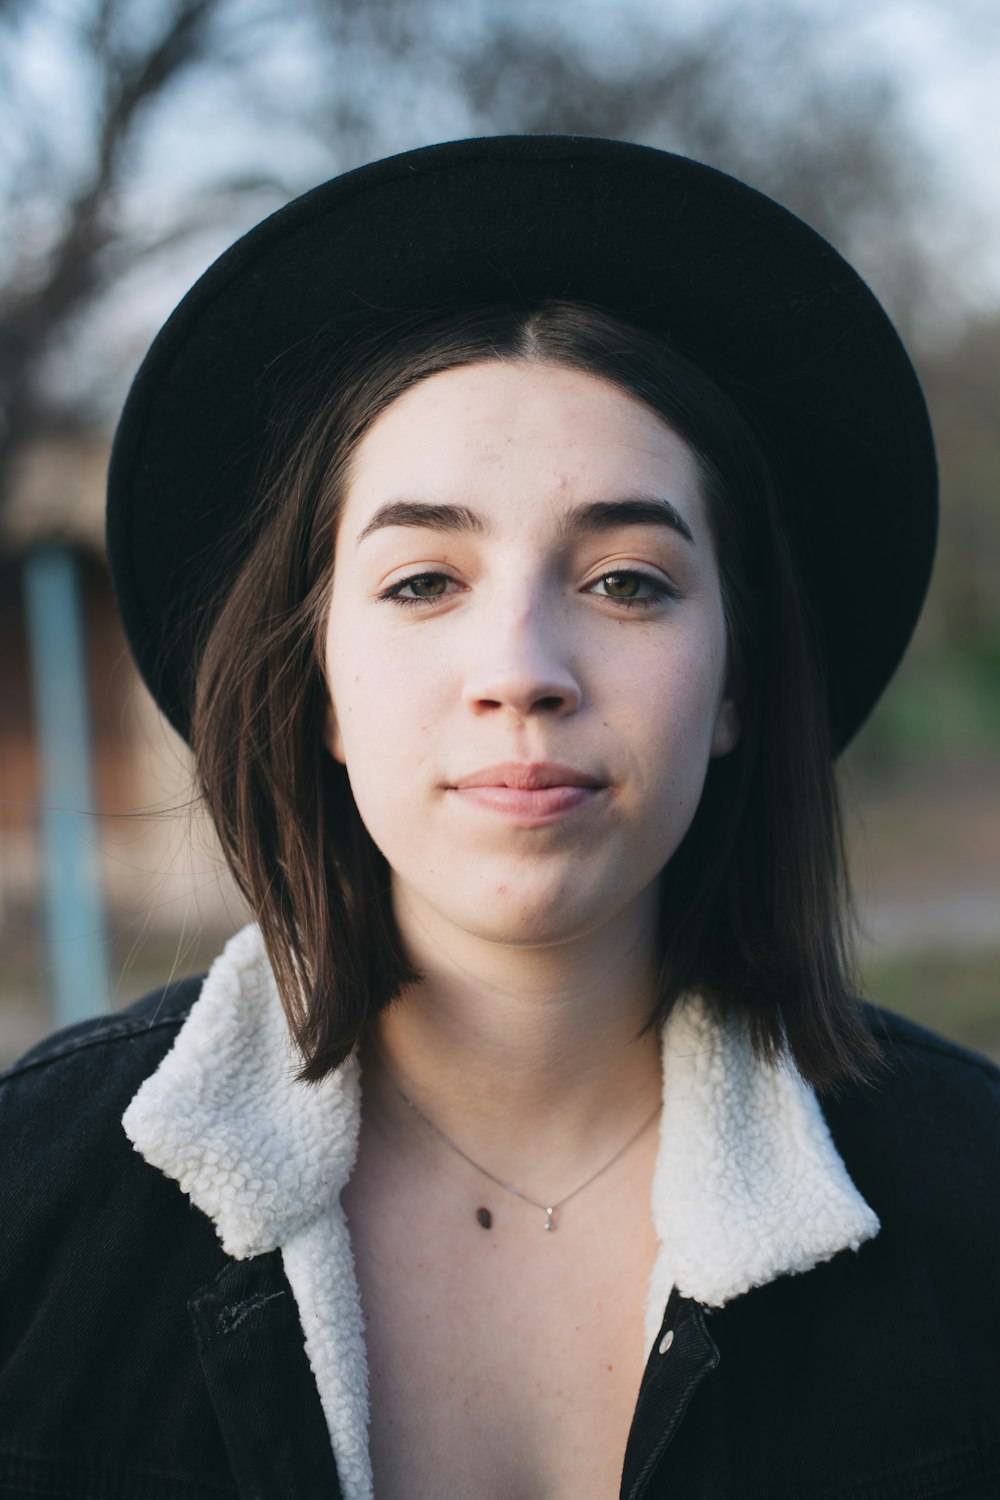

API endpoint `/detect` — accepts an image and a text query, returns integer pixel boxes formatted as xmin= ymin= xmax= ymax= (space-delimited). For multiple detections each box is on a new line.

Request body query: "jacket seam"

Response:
xmin=0 ymin=1009 xmax=193 ymax=1084
xmin=805 ymin=1440 xmax=1000 ymax=1500
xmin=0 ymin=1446 xmax=236 ymax=1497
xmin=874 ymin=1031 xmax=1000 ymax=1083
xmin=865 ymin=1012 xmax=1000 ymax=1084
xmin=215 ymin=1289 xmax=289 ymax=1337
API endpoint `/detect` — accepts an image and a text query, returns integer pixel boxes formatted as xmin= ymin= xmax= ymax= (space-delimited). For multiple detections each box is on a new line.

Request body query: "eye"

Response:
xmin=587 ymin=570 xmax=673 ymax=608
xmin=378 ymin=571 xmax=459 ymax=606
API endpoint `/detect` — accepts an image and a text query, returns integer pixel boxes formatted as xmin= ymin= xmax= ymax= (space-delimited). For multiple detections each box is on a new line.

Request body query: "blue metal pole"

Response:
xmin=23 ymin=544 xmax=111 ymax=1026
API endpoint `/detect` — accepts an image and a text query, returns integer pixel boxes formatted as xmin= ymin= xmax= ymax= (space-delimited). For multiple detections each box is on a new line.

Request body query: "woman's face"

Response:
xmin=323 ymin=360 xmax=739 ymax=953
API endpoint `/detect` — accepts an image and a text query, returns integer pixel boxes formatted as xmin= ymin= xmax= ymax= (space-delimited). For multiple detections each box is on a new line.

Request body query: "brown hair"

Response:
xmin=191 ymin=300 xmax=878 ymax=1091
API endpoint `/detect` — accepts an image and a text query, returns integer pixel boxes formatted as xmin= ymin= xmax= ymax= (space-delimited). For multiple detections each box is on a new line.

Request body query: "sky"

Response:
xmin=149 ymin=0 xmax=1000 ymax=319
xmin=632 ymin=0 xmax=1000 ymax=308
xmin=5 ymin=0 xmax=1000 ymax=422
xmin=852 ymin=0 xmax=1000 ymax=301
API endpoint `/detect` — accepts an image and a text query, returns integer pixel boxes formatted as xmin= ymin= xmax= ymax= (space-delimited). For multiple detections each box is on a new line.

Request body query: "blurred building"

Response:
xmin=1 ymin=435 xmax=241 ymax=1048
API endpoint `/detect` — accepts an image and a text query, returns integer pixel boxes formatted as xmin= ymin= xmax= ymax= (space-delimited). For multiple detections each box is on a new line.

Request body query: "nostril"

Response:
xmin=464 ymin=668 xmax=582 ymax=718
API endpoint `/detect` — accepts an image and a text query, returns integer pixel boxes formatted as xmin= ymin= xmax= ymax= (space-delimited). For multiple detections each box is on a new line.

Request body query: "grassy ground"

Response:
xmin=843 ymin=749 xmax=1000 ymax=1059
xmin=860 ymin=947 xmax=1000 ymax=1062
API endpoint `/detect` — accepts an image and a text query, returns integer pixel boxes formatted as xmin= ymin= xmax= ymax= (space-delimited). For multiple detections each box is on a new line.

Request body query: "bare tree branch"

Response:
xmin=0 ymin=0 xmax=223 ymax=478
xmin=0 ymin=0 xmax=964 ymax=507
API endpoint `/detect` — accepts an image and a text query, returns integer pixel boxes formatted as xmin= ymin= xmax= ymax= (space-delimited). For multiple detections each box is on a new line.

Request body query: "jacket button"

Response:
xmin=658 ymin=1329 xmax=674 ymax=1355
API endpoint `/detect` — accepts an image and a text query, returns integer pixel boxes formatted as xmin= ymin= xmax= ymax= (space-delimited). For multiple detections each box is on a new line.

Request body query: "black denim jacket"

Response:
xmin=1 ymin=980 xmax=998 ymax=1500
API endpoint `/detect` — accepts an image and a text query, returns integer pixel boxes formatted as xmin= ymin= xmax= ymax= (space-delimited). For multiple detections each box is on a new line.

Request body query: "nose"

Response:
xmin=462 ymin=597 xmax=583 ymax=720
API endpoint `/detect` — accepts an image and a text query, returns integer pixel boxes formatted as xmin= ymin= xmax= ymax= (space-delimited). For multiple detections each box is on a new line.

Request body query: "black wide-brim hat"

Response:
xmin=107 ymin=134 xmax=937 ymax=749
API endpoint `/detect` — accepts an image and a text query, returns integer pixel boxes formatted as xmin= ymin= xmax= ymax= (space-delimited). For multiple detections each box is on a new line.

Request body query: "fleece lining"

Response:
xmin=123 ymin=924 xmax=878 ymax=1500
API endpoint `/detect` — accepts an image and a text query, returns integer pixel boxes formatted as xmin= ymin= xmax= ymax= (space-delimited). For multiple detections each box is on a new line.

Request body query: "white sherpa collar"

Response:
xmin=123 ymin=923 xmax=878 ymax=1500
xmin=645 ymin=998 xmax=879 ymax=1329
xmin=124 ymin=923 xmax=361 ymax=1260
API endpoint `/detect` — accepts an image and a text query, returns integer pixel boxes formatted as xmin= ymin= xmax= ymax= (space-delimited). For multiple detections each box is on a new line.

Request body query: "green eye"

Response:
xmin=601 ymin=573 xmax=642 ymax=599
xmin=379 ymin=572 xmax=457 ymax=607
xmin=587 ymin=571 xmax=674 ymax=609
xmin=407 ymin=574 xmax=448 ymax=598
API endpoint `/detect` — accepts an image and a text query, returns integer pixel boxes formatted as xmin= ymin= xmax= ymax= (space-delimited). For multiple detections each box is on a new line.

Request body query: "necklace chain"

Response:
xmin=382 ymin=1062 xmax=660 ymax=1231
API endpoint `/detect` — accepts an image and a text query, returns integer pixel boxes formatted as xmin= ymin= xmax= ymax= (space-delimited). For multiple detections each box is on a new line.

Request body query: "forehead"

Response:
xmin=341 ymin=360 xmax=707 ymax=528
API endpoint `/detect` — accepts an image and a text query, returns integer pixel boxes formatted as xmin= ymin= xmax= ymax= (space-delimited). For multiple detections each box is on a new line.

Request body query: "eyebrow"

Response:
xmin=562 ymin=498 xmax=695 ymax=545
xmin=355 ymin=501 xmax=486 ymax=546
xmin=354 ymin=496 xmax=695 ymax=547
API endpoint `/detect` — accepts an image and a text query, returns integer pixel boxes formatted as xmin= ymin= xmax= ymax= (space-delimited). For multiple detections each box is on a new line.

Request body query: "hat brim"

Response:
xmin=107 ymin=134 xmax=937 ymax=748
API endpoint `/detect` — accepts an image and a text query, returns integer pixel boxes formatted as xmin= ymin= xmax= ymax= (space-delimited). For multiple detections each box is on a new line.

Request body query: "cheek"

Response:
xmin=325 ymin=618 xmax=441 ymax=774
xmin=644 ymin=627 xmax=729 ymax=748
xmin=632 ymin=638 xmax=731 ymax=827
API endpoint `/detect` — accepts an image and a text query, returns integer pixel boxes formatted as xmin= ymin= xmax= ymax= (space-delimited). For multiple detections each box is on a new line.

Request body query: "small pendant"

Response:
xmin=476 ymin=1207 xmax=493 ymax=1230
xmin=543 ymin=1206 xmax=555 ymax=1231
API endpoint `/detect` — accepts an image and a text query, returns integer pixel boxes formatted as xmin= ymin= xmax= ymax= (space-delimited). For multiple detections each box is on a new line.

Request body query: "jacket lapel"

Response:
xmin=125 ymin=924 xmax=880 ymax=1500
xmin=643 ymin=995 xmax=879 ymax=1341
xmin=188 ymin=1251 xmax=343 ymax=1499
xmin=621 ymin=1290 xmax=720 ymax=1500
xmin=123 ymin=925 xmax=372 ymax=1498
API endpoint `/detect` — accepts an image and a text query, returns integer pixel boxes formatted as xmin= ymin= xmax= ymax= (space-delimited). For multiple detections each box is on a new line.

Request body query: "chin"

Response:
xmin=429 ymin=871 xmax=638 ymax=950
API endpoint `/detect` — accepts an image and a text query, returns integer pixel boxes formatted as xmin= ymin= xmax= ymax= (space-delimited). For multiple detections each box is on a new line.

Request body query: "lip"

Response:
xmin=450 ymin=762 xmax=604 ymax=791
xmin=447 ymin=763 xmax=607 ymax=826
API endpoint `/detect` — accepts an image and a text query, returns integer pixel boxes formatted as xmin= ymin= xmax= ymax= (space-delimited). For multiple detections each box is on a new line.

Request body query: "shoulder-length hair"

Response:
xmin=191 ymin=300 xmax=878 ymax=1091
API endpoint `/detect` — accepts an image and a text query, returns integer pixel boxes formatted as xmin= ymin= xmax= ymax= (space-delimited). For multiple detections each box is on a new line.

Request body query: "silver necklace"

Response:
xmin=383 ymin=1064 xmax=660 ymax=1232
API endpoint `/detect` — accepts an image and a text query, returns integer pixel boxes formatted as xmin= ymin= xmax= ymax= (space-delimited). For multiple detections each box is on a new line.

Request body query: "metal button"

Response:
xmin=658 ymin=1329 xmax=674 ymax=1355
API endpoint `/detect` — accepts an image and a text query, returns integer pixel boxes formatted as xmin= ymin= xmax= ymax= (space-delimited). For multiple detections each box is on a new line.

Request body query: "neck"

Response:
xmin=362 ymin=883 xmax=664 ymax=1196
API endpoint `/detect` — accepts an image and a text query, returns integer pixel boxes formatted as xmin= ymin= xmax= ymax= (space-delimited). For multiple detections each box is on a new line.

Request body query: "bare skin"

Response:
xmin=342 ymin=1033 xmax=662 ymax=1500
xmin=342 ymin=881 xmax=666 ymax=1497
xmin=326 ymin=362 xmax=739 ymax=1495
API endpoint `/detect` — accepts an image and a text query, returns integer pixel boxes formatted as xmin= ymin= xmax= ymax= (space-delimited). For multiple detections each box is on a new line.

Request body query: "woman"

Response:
xmin=2 ymin=136 xmax=998 ymax=1499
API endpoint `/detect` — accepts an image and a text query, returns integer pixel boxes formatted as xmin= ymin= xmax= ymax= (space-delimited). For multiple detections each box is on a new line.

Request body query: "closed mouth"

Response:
xmin=449 ymin=762 xmax=605 ymax=791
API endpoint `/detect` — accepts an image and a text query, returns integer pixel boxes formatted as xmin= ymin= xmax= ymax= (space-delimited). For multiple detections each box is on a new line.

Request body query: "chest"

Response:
xmin=342 ymin=1143 xmax=660 ymax=1500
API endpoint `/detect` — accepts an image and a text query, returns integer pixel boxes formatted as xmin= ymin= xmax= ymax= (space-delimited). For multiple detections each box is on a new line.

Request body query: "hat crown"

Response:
xmin=107 ymin=134 xmax=936 ymax=747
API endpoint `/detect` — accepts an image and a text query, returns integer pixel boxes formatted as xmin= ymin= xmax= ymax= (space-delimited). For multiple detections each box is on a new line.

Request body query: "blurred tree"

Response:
xmin=922 ymin=316 xmax=1000 ymax=645
xmin=448 ymin=4 xmax=938 ymax=329
xmin=0 ymin=0 xmax=283 ymax=493
xmin=839 ymin=309 xmax=1000 ymax=769
xmin=0 ymin=0 xmax=972 ymax=502
xmin=1 ymin=0 xmax=995 ymax=1023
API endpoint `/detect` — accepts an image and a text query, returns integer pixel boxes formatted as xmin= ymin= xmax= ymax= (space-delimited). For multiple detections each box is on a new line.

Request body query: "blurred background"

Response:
xmin=1 ymin=0 xmax=998 ymax=1067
